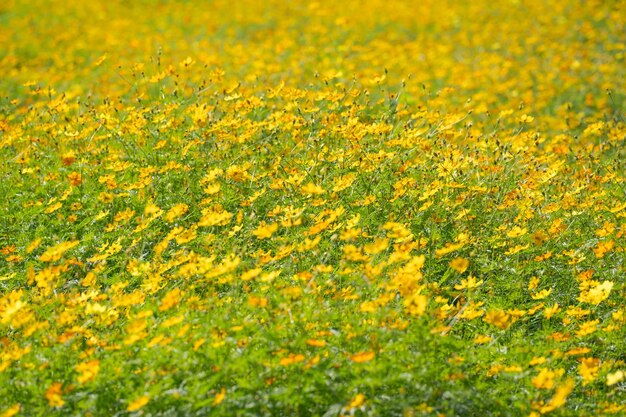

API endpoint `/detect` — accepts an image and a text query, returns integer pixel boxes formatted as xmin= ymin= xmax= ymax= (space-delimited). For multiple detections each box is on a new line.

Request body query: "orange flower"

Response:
xmin=45 ymin=383 xmax=64 ymax=407
xmin=306 ymin=339 xmax=326 ymax=347
xmin=68 ymin=172 xmax=82 ymax=186
xmin=279 ymin=353 xmax=305 ymax=366
xmin=350 ymin=351 xmax=375 ymax=363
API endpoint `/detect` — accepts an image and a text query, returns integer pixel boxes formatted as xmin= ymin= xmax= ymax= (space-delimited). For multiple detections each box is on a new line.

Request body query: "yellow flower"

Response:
xmin=0 ymin=290 xmax=26 ymax=324
xmin=449 ymin=257 xmax=469 ymax=273
xmin=127 ymin=395 xmax=149 ymax=412
xmin=75 ymin=359 xmax=100 ymax=384
xmin=26 ymin=237 xmax=42 ymax=254
xmin=306 ymin=339 xmax=326 ymax=347
xmin=197 ymin=208 xmax=232 ymax=227
xmin=532 ymin=368 xmax=557 ymax=389
xmin=459 ymin=301 xmax=485 ymax=320
xmin=531 ymin=288 xmax=552 ymax=300
xmin=252 ymin=222 xmax=278 ymax=239
xmin=473 ymin=335 xmax=492 ymax=344
xmin=593 ymin=240 xmax=614 ymax=258
xmin=248 ymin=295 xmax=268 ymax=308
xmin=346 ymin=393 xmax=366 ymax=409
xmin=241 ymin=268 xmax=262 ymax=281
xmin=363 ymin=238 xmax=389 ymax=255
xmin=595 ymin=221 xmax=615 ymax=237
xmin=529 ymin=357 xmax=547 ymax=366
xmin=528 ymin=276 xmax=540 ymax=290
xmin=506 ymin=226 xmax=527 ymax=238
xmin=39 ymin=240 xmax=79 ymax=262
xmin=538 ymin=379 xmax=574 ymax=414
xmin=45 ymin=382 xmax=64 ymax=407
xmin=212 ymin=388 xmax=226 ymax=406
xmin=333 ymin=173 xmax=356 ymax=192
xmin=61 ymin=150 xmax=76 ymax=166
xmin=165 ymin=203 xmax=189 ymax=222
xmin=518 ymin=114 xmax=534 ymax=124
xmin=578 ymin=280 xmax=613 ymax=305
xmin=403 ymin=293 xmax=428 ymax=317
xmin=435 ymin=241 xmax=465 ymax=257
xmin=350 ymin=351 xmax=375 ymax=363
xmin=1 ymin=404 xmax=20 ymax=417
xmin=543 ymin=303 xmax=560 ymax=320
xmin=301 ymin=182 xmax=325 ymax=195
xmin=606 ymin=370 xmax=624 ymax=386
xmin=578 ymin=357 xmax=599 ymax=385
xmin=505 ymin=244 xmax=530 ymax=255
xmin=483 ymin=309 xmax=511 ymax=330
xmin=279 ymin=353 xmax=305 ymax=366
xmin=159 ymin=288 xmax=182 ymax=311
xmin=576 ymin=320 xmax=599 ymax=337
xmin=67 ymin=171 xmax=82 ymax=186
xmin=454 ymin=275 xmax=483 ymax=290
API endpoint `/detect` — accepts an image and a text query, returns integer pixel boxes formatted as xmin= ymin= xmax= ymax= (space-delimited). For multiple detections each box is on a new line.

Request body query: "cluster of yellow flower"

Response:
xmin=0 ymin=0 xmax=625 ymax=415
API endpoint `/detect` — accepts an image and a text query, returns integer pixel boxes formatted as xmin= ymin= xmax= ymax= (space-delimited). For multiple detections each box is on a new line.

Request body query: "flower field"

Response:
xmin=1 ymin=0 xmax=625 ymax=415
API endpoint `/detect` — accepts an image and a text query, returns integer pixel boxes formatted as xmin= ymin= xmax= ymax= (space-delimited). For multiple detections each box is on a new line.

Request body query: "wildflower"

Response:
xmin=61 ymin=150 xmax=76 ymax=166
xmin=39 ymin=240 xmax=79 ymax=262
xmin=531 ymin=289 xmax=552 ymax=300
xmin=45 ymin=383 xmax=64 ymax=407
xmin=364 ymin=238 xmax=389 ymax=255
xmin=301 ymin=182 xmax=325 ymax=195
xmin=241 ymin=268 xmax=262 ymax=281
xmin=607 ymin=370 xmax=624 ymax=386
xmin=76 ymin=360 xmax=100 ymax=384
xmin=529 ymin=357 xmax=547 ymax=366
xmin=127 ymin=396 xmax=149 ymax=412
xmin=252 ymin=222 xmax=278 ymax=239
xmin=159 ymin=288 xmax=182 ymax=311
xmin=306 ymin=339 xmax=326 ymax=347
xmin=449 ymin=257 xmax=469 ymax=273
xmin=595 ymin=221 xmax=615 ymax=237
xmin=350 ymin=351 xmax=375 ymax=363
xmin=346 ymin=393 xmax=366 ymax=410
xmin=538 ymin=379 xmax=574 ymax=414
xmin=403 ymin=293 xmax=428 ymax=317
xmin=519 ymin=114 xmax=534 ymax=124
xmin=454 ymin=276 xmax=483 ymax=290
xmin=26 ymin=238 xmax=42 ymax=253
xmin=593 ymin=240 xmax=614 ymax=258
xmin=165 ymin=203 xmax=189 ymax=222
xmin=578 ymin=358 xmax=599 ymax=385
xmin=576 ymin=320 xmax=599 ymax=337
xmin=197 ymin=208 xmax=232 ymax=227
xmin=0 ymin=290 xmax=26 ymax=324
xmin=579 ymin=280 xmax=613 ymax=305
xmin=483 ymin=309 xmax=511 ymax=330
xmin=528 ymin=276 xmax=540 ymax=290
xmin=506 ymin=226 xmax=527 ymax=238
xmin=473 ymin=335 xmax=492 ymax=344
xmin=248 ymin=295 xmax=268 ymax=308
xmin=212 ymin=388 xmax=226 ymax=406
xmin=543 ymin=303 xmax=560 ymax=319
xmin=0 ymin=404 xmax=20 ymax=417
xmin=68 ymin=172 xmax=82 ymax=186
xmin=279 ymin=353 xmax=305 ymax=366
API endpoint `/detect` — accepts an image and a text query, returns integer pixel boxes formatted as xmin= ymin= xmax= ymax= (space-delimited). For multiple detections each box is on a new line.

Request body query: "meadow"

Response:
xmin=1 ymin=0 xmax=625 ymax=415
